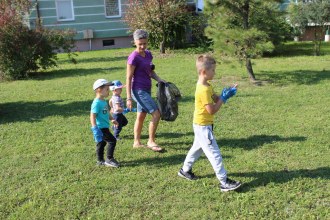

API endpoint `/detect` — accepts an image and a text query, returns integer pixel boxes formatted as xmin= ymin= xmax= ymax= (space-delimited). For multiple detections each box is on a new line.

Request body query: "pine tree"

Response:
xmin=204 ymin=0 xmax=286 ymax=81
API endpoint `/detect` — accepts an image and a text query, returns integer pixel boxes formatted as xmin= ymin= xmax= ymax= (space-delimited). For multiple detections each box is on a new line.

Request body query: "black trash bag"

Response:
xmin=156 ymin=82 xmax=181 ymax=121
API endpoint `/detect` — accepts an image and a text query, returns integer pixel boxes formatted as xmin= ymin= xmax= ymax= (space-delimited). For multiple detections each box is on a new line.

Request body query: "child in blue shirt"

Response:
xmin=90 ymin=79 xmax=120 ymax=167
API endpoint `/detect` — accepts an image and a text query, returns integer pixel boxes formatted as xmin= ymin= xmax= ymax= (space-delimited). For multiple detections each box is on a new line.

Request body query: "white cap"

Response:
xmin=93 ymin=79 xmax=113 ymax=90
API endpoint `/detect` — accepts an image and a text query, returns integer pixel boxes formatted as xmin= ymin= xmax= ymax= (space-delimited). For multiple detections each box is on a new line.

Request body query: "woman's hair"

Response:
xmin=196 ymin=54 xmax=216 ymax=73
xmin=133 ymin=29 xmax=148 ymax=41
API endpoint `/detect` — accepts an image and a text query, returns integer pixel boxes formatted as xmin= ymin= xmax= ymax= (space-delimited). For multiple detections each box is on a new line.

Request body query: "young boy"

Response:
xmin=178 ymin=55 xmax=241 ymax=192
xmin=90 ymin=79 xmax=120 ymax=168
xmin=109 ymin=80 xmax=128 ymax=140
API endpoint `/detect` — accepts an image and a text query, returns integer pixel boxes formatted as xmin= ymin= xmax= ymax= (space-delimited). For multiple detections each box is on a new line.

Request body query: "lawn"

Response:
xmin=0 ymin=42 xmax=329 ymax=219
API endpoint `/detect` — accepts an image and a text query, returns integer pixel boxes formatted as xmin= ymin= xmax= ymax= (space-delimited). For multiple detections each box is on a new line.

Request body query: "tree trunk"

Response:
xmin=242 ymin=1 xmax=250 ymax=29
xmin=158 ymin=0 xmax=166 ymax=54
xmin=245 ymin=58 xmax=256 ymax=81
xmin=160 ymin=41 xmax=165 ymax=54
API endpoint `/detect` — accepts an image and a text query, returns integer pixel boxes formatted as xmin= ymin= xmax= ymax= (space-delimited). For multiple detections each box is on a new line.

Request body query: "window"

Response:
xmin=56 ymin=0 xmax=74 ymax=21
xmin=103 ymin=39 xmax=115 ymax=47
xmin=105 ymin=0 xmax=121 ymax=18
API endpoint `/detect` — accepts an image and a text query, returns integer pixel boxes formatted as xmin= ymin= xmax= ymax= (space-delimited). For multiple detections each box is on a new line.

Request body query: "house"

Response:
xmin=280 ymin=0 xmax=329 ymax=41
xmin=28 ymin=0 xmax=196 ymax=51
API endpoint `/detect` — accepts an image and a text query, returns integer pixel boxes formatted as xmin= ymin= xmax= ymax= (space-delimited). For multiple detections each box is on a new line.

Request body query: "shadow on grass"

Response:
xmin=121 ymin=153 xmax=231 ymax=168
xmin=231 ymin=167 xmax=330 ymax=192
xmin=179 ymin=96 xmax=195 ymax=103
xmin=218 ymin=135 xmax=307 ymax=150
xmin=56 ymin=55 xmax=127 ymax=65
xmin=157 ymin=132 xmax=194 ymax=139
xmin=257 ymin=69 xmax=330 ymax=86
xmin=0 ymin=100 xmax=91 ymax=123
xmin=75 ymin=56 xmax=127 ymax=64
xmin=30 ymin=67 xmax=124 ymax=80
xmin=269 ymin=42 xmax=330 ymax=57
xmin=121 ymin=154 xmax=186 ymax=168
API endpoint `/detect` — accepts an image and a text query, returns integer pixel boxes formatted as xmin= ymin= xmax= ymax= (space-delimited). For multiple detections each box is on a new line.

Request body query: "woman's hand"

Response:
xmin=158 ymin=79 xmax=167 ymax=84
xmin=126 ymin=98 xmax=133 ymax=110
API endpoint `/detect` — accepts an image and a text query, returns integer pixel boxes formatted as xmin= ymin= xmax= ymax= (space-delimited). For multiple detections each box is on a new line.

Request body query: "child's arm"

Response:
xmin=109 ymin=99 xmax=113 ymax=114
xmin=212 ymin=94 xmax=220 ymax=103
xmin=115 ymin=103 xmax=123 ymax=113
xmin=205 ymin=99 xmax=224 ymax=115
xmin=90 ymin=112 xmax=103 ymax=143
xmin=90 ymin=112 xmax=97 ymax=127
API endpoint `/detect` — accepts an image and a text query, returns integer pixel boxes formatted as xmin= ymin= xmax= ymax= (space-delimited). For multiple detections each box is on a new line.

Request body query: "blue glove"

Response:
xmin=220 ymin=87 xmax=237 ymax=103
xmin=123 ymin=108 xmax=137 ymax=114
xmin=91 ymin=126 xmax=103 ymax=143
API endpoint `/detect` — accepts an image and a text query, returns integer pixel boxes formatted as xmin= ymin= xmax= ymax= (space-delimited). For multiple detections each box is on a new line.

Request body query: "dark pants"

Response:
xmin=112 ymin=113 xmax=128 ymax=138
xmin=96 ymin=128 xmax=117 ymax=161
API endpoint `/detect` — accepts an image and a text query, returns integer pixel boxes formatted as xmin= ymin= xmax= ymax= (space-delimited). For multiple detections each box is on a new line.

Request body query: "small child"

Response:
xmin=178 ymin=55 xmax=241 ymax=192
xmin=90 ymin=79 xmax=120 ymax=167
xmin=109 ymin=80 xmax=128 ymax=140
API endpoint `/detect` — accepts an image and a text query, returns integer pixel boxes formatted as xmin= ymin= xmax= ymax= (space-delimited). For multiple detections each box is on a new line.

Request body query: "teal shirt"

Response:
xmin=91 ymin=98 xmax=110 ymax=129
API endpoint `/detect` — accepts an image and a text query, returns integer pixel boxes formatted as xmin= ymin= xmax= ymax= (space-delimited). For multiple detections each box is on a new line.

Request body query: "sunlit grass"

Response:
xmin=0 ymin=43 xmax=329 ymax=219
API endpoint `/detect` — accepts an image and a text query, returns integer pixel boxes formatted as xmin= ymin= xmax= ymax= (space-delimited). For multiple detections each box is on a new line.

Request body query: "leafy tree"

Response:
xmin=124 ymin=0 xmax=192 ymax=53
xmin=288 ymin=0 xmax=330 ymax=56
xmin=204 ymin=0 xmax=288 ymax=81
xmin=0 ymin=0 xmax=76 ymax=80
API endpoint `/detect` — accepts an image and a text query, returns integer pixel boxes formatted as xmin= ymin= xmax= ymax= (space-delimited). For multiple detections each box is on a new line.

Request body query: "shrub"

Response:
xmin=0 ymin=19 xmax=76 ymax=80
xmin=0 ymin=1 xmax=76 ymax=80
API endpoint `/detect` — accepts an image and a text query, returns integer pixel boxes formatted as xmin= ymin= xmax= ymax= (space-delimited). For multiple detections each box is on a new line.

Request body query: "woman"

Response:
xmin=126 ymin=29 xmax=165 ymax=152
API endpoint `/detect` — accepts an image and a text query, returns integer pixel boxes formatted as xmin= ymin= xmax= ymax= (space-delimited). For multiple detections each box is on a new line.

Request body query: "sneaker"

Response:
xmin=105 ymin=158 xmax=120 ymax=168
xmin=178 ymin=168 xmax=198 ymax=180
xmin=220 ymin=178 xmax=241 ymax=192
xmin=96 ymin=160 xmax=105 ymax=166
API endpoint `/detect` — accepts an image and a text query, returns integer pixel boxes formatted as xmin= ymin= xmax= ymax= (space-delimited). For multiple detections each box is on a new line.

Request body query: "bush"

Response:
xmin=0 ymin=19 xmax=76 ymax=80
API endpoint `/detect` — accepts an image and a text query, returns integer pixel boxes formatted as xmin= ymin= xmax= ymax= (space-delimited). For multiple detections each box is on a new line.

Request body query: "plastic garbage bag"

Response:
xmin=156 ymin=82 xmax=181 ymax=121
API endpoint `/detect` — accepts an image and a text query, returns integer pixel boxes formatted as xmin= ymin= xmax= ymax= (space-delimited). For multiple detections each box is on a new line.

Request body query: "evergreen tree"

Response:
xmin=204 ymin=0 xmax=287 ymax=81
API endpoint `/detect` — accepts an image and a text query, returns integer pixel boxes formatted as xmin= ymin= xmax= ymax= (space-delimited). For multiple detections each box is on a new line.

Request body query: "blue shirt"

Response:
xmin=91 ymin=98 xmax=110 ymax=129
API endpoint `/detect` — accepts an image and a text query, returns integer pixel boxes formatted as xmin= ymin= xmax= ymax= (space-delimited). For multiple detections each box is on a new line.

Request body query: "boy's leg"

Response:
xmin=101 ymin=128 xmax=117 ymax=159
xmin=181 ymin=126 xmax=203 ymax=172
xmin=96 ymin=140 xmax=106 ymax=162
xmin=199 ymin=125 xmax=227 ymax=183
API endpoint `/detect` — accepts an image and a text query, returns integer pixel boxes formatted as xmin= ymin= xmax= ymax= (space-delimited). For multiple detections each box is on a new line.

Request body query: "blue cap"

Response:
xmin=110 ymin=80 xmax=125 ymax=91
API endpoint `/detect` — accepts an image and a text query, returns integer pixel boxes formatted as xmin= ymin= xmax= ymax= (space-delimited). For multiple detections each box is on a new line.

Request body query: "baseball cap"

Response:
xmin=93 ymin=79 xmax=113 ymax=90
xmin=110 ymin=80 xmax=125 ymax=91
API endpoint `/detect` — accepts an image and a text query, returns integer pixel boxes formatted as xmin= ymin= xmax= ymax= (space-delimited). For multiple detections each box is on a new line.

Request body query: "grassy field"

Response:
xmin=0 ymin=42 xmax=329 ymax=219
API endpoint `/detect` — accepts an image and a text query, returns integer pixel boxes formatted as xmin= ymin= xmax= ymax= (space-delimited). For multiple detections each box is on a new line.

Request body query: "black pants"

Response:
xmin=112 ymin=113 xmax=128 ymax=138
xmin=96 ymin=128 xmax=117 ymax=161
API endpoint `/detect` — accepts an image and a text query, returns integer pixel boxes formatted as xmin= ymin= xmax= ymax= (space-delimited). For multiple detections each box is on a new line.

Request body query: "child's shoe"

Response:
xmin=220 ymin=178 xmax=241 ymax=192
xmin=105 ymin=158 xmax=120 ymax=168
xmin=96 ymin=160 xmax=105 ymax=166
xmin=178 ymin=168 xmax=198 ymax=180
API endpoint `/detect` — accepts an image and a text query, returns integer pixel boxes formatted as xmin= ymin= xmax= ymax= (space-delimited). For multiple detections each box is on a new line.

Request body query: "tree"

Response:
xmin=0 ymin=0 xmax=76 ymax=80
xmin=124 ymin=0 xmax=191 ymax=53
xmin=288 ymin=0 xmax=330 ymax=56
xmin=204 ymin=0 xmax=288 ymax=81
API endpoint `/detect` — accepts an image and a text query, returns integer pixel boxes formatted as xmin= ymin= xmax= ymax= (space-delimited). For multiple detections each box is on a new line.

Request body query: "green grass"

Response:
xmin=1 ymin=42 xmax=329 ymax=219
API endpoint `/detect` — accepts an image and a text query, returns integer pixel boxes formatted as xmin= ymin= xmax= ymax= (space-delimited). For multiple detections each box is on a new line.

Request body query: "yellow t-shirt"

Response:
xmin=193 ymin=83 xmax=214 ymax=125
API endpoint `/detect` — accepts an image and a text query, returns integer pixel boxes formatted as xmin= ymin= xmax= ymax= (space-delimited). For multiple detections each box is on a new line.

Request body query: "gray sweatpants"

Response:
xmin=182 ymin=124 xmax=227 ymax=183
